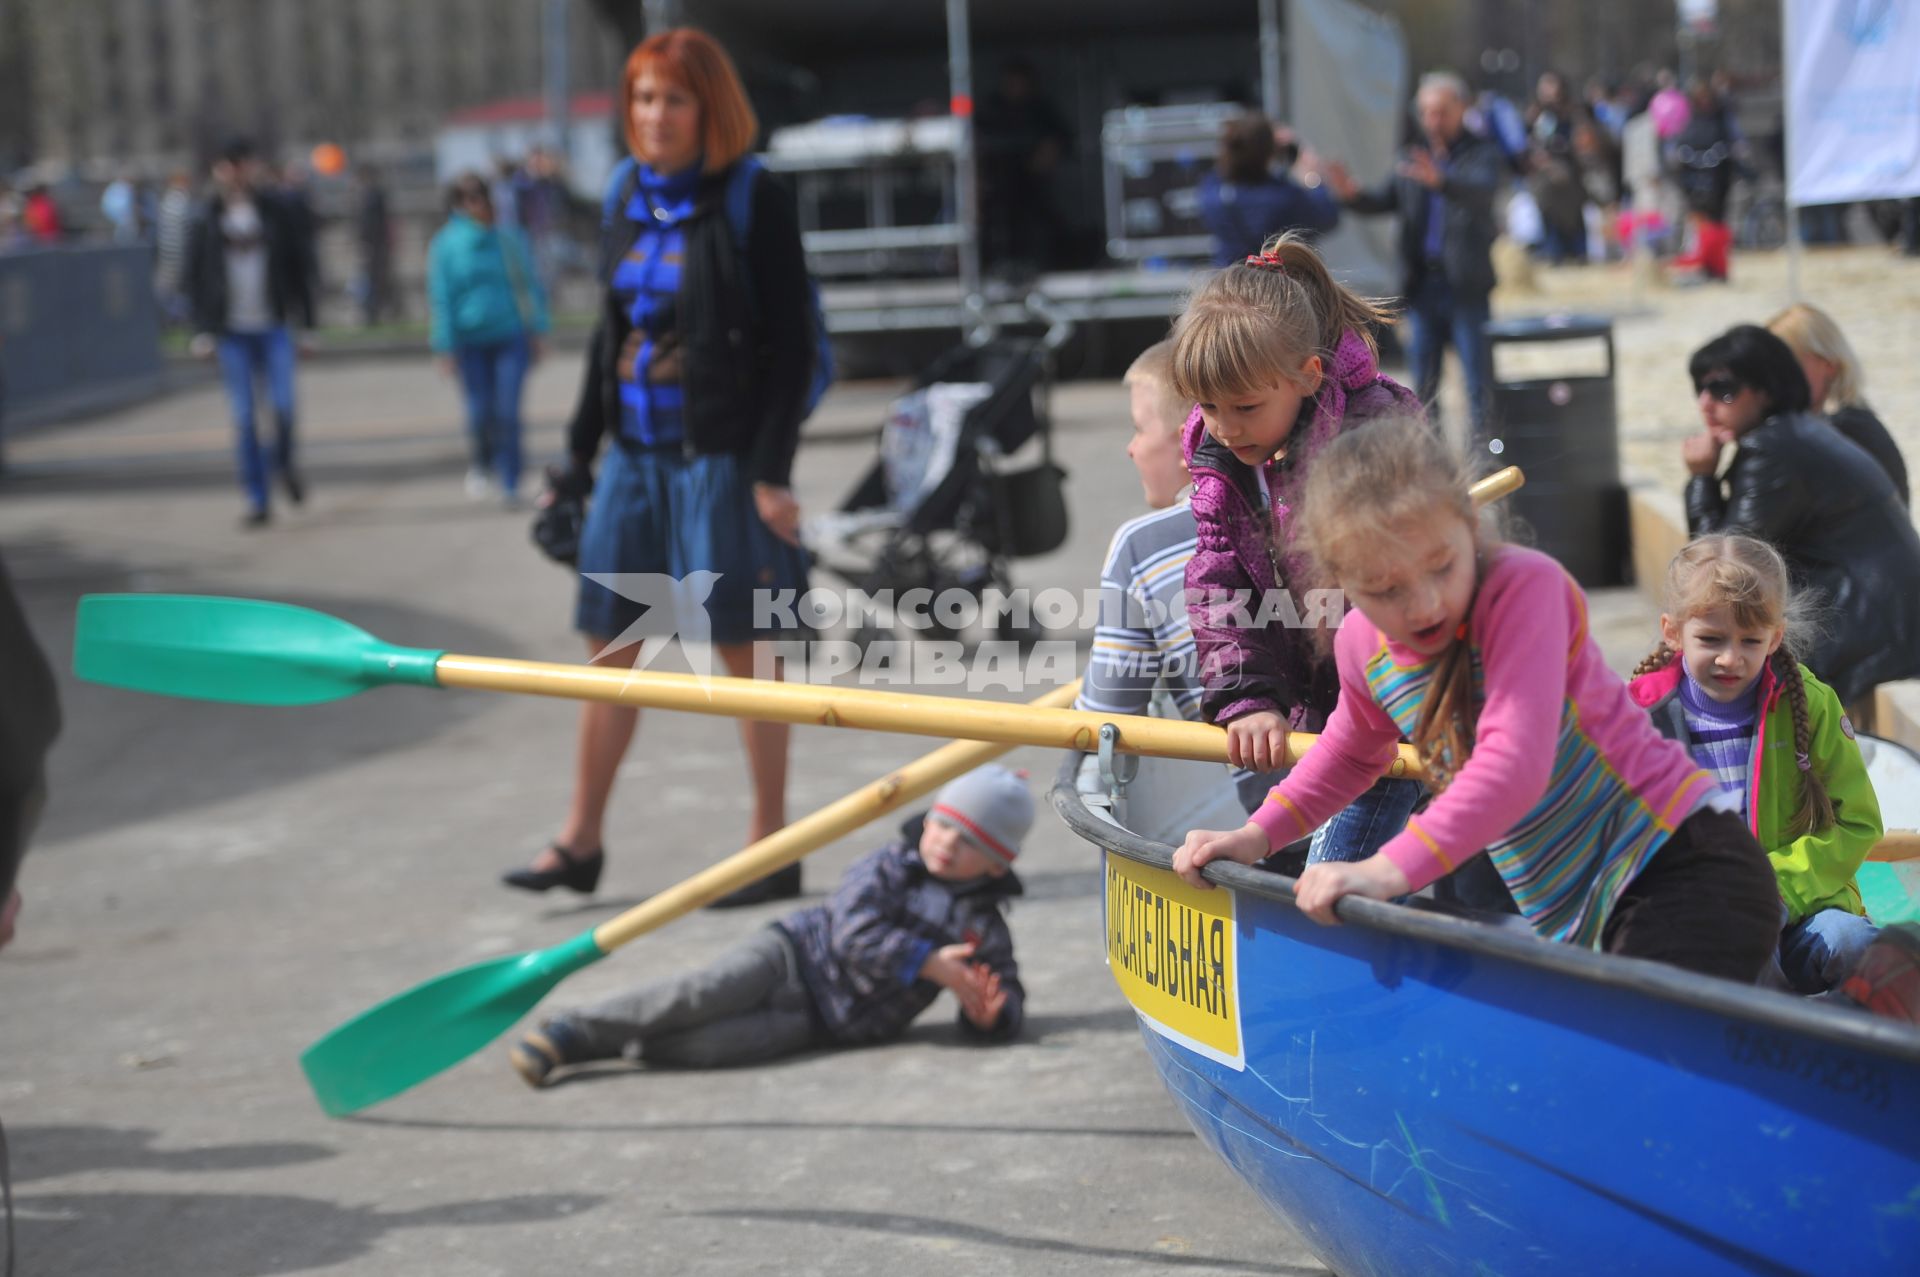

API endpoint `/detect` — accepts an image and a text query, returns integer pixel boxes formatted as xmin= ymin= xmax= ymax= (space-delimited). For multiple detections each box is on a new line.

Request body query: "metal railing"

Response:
xmin=0 ymin=245 xmax=164 ymax=433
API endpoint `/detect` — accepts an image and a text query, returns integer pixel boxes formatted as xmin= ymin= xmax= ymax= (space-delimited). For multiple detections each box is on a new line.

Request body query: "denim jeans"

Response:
xmin=453 ymin=335 xmax=532 ymax=493
xmin=1405 ymin=272 xmax=1493 ymax=443
xmin=1776 ymin=907 xmax=1879 ymax=994
xmin=215 ymin=327 xmax=297 ymax=513
xmin=558 ymin=926 xmax=821 ymax=1068
xmin=1307 ymin=775 xmax=1424 ymax=865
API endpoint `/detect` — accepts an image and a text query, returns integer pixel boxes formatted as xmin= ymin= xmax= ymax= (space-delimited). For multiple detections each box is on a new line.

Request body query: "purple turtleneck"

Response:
xmin=1678 ymin=667 xmax=1760 ymax=812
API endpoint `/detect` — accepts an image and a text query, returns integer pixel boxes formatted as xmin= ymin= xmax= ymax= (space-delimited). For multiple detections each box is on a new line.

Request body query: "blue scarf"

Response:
xmin=627 ymin=159 xmax=703 ymax=226
xmin=609 ymin=159 xmax=704 ymax=446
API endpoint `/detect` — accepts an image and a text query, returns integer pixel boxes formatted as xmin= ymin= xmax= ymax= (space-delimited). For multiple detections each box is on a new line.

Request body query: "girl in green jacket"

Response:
xmin=1628 ymin=535 xmax=1920 ymax=1011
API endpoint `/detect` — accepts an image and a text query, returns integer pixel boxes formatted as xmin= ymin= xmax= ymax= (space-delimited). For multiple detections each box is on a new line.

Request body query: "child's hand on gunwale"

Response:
xmin=1173 ymin=823 xmax=1268 ymax=889
xmin=1293 ymin=856 xmax=1410 ymax=925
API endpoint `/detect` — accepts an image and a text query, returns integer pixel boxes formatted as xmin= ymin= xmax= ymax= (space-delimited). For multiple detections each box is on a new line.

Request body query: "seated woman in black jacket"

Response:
xmin=1682 ymin=324 xmax=1920 ymax=707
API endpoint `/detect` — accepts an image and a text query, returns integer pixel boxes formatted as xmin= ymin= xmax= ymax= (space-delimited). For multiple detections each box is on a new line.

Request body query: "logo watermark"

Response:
xmin=750 ymin=584 xmax=1344 ymax=635
xmin=584 ymin=573 xmax=1342 ymax=694
xmin=583 ymin=570 xmax=723 ymax=680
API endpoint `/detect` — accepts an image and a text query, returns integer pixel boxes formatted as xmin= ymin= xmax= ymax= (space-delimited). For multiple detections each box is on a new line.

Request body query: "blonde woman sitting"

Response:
xmin=1768 ymin=302 xmax=1907 ymax=508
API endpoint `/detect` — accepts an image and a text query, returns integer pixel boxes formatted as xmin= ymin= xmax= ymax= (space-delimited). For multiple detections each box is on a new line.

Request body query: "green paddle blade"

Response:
xmin=301 ymin=929 xmax=606 ymax=1117
xmin=74 ymin=594 xmax=443 ymax=706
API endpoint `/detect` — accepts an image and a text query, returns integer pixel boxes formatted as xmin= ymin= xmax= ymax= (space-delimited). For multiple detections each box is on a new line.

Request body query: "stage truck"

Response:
xmin=631 ymin=0 xmax=1410 ymax=367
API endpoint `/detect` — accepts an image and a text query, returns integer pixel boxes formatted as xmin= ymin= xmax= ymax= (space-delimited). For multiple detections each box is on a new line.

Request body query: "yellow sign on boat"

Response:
xmin=1104 ymin=852 xmax=1243 ymax=1069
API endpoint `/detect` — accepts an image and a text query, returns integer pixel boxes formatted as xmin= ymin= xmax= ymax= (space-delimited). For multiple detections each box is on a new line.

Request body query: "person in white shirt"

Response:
xmin=183 ymin=138 xmax=316 ymax=527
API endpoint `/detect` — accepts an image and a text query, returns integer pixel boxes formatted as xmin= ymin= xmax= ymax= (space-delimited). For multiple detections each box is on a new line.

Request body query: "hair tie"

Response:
xmin=1244 ymin=250 xmax=1286 ymax=272
xmin=1796 ymin=752 xmax=1812 ymax=771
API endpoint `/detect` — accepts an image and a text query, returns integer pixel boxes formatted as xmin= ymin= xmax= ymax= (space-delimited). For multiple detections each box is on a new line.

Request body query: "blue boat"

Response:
xmin=1054 ymin=748 xmax=1920 ymax=1277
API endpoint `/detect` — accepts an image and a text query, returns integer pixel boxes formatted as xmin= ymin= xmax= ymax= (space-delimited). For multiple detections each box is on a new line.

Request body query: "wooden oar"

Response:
xmin=73 ymin=595 xmax=1428 ymax=776
xmin=1869 ymin=833 xmax=1920 ymax=863
xmin=74 ymin=466 xmax=1523 ymax=751
xmin=301 ymin=682 xmax=1081 ymax=1118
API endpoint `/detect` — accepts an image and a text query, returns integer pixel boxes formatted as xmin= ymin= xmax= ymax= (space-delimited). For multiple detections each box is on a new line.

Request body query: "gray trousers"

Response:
xmin=563 ymin=926 xmax=821 ymax=1068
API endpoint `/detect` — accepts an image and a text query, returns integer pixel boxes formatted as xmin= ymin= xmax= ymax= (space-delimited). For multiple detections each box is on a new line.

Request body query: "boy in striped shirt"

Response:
xmin=1076 ymin=342 xmax=1273 ymax=811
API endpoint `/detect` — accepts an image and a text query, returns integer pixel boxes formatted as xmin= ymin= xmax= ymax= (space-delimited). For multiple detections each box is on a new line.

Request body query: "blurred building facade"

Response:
xmin=9 ymin=0 xmax=623 ymax=176
xmin=6 ymin=0 xmax=1793 ymax=180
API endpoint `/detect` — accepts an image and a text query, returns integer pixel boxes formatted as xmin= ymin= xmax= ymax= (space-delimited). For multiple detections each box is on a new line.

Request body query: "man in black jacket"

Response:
xmin=183 ymin=137 xmax=316 ymax=527
xmin=1328 ymin=71 xmax=1504 ymax=442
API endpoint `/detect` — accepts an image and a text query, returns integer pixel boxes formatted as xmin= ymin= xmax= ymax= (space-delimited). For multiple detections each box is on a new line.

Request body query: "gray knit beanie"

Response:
xmin=928 ymin=764 xmax=1034 ymax=867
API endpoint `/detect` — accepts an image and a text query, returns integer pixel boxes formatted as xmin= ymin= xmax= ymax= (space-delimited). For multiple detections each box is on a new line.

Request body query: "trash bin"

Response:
xmin=1483 ymin=313 xmax=1630 ymax=588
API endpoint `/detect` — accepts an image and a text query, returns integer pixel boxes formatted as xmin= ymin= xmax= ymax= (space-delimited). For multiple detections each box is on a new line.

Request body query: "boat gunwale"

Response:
xmin=1051 ymin=753 xmax=1920 ymax=1069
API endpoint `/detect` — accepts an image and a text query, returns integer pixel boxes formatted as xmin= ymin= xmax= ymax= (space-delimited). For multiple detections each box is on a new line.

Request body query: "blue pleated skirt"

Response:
xmin=574 ymin=444 xmax=812 ymax=645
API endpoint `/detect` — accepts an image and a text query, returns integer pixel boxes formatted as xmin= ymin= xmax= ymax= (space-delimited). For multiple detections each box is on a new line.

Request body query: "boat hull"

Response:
xmin=1063 ymin=755 xmax=1920 ymax=1277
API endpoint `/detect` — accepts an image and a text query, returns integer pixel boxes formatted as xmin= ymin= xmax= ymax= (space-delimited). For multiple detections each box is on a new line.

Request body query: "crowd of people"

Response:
xmin=12 ymin=138 xmax=585 ymax=522
xmin=1190 ymin=64 xmax=1920 ymax=445
xmin=0 ymin=146 xmax=582 ymax=327
xmin=1469 ymin=65 xmax=1918 ymax=277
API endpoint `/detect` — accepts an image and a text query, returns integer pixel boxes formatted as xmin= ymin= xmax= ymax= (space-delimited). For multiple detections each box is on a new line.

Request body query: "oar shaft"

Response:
xmin=1870 ymin=831 xmax=1920 ymax=863
xmin=1476 ymin=465 xmax=1523 ymax=505
xmin=432 ymin=656 xmax=1422 ymax=778
xmin=591 ymin=681 xmax=1082 ymax=952
xmin=444 ymin=471 xmax=1529 ymax=774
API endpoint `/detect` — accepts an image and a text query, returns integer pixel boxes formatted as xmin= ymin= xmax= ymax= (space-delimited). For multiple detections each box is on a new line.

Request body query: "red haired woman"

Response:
xmin=507 ymin=29 xmax=813 ymax=905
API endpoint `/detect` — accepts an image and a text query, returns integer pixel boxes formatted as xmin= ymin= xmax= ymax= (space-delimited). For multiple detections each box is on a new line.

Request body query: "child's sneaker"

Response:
xmin=509 ymin=1018 xmax=587 ymax=1089
xmin=1838 ymin=923 xmax=1920 ymax=1022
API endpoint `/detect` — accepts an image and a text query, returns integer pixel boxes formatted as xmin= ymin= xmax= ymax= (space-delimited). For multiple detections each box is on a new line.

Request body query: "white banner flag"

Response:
xmin=1287 ymin=0 xmax=1407 ymax=296
xmin=1785 ymin=0 xmax=1920 ymax=205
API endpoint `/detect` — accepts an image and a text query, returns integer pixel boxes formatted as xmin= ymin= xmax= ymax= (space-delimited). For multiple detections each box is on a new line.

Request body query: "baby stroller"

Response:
xmin=805 ymin=296 xmax=1075 ymax=643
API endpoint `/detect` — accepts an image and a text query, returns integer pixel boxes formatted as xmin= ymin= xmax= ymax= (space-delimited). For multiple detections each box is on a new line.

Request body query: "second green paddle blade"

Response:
xmin=73 ymin=593 xmax=442 ymax=706
xmin=301 ymin=930 xmax=606 ymax=1117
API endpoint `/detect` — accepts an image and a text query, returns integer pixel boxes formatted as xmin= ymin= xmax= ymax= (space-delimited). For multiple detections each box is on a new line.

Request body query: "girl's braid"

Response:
xmin=1632 ymin=642 xmax=1679 ymax=677
xmin=1412 ymin=629 xmax=1479 ymax=794
xmin=1775 ymin=649 xmax=1836 ymax=837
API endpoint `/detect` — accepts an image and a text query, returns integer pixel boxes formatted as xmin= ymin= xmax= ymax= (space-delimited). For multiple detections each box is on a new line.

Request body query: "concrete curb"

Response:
xmin=1625 ymin=485 xmax=1920 ymax=756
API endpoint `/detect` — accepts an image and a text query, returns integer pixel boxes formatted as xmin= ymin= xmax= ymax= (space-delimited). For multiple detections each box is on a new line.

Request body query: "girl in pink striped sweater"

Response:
xmin=1174 ymin=418 xmax=1781 ymax=979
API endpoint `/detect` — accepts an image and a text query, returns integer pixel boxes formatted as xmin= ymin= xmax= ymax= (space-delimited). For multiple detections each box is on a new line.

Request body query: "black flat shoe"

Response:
xmin=502 ymin=844 xmax=603 ymax=894
xmin=280 ymin=468 xmax=307 ymax=506
xmin=705 ymin=863 xmax=801 ymax=909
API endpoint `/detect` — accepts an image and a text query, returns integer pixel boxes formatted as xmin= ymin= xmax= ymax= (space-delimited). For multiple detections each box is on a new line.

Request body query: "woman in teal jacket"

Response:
xmin=428 ymin=172 xmax=550 ymax=503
